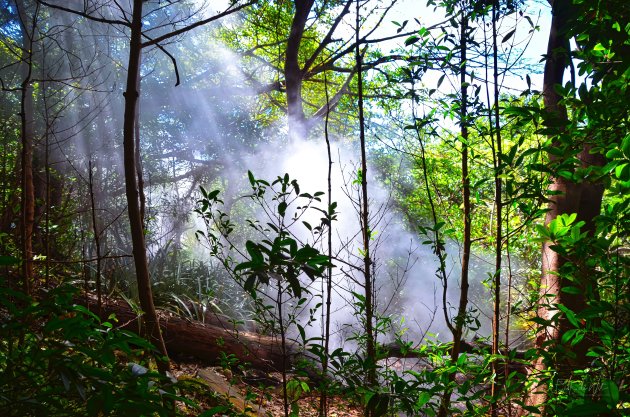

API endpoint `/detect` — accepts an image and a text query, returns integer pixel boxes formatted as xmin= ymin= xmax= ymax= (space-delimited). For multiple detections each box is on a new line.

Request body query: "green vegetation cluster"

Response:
xmin=0 ymin=0 xmax=628 ymax=416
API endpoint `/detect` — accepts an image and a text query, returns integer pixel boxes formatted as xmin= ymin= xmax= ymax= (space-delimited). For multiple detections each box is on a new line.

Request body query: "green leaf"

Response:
xmin=416 ymin=391 xmax=431 ymax=407
xmin=621 ymin=134 xmax=630 ymax=158
xmin=437 ymin=74 xmax=445 ymax=89
xmin=405 ymin=35 xmax=420 ymax=46
xmin=502 ymin=29 xmax=516 ymax=43
xmin=367 ymin=393 xmax=389 ymax=417
xmin=561 ymin=286 xmax=582 ymax=295
xmin=601 ymin=380 xmax=620 ymax=407
xmin=565 ymin=213 xmax=578 ymax=225
xmin=278 ymin=201 xmax=287 ymax=217
xmin=245 ymin=241 xmax=264 ymax=264
xmin=605 ymin=149 xmax=623 ymax=159
xmin=297 ymin=324 xmax=306 ymax=343
xmin=557 ymin=304 xmax=580 ymax=328
xmin=558 ymin=170 xmax=574 ymax=180
xmin=571 ymin=331 xmax=585 ymax=346
xmin=615 ymin=163 xmax=629 ymax=180
xmin=287 ymin=275 xmax=302 ymax=298
xmin=244 ymin=275 xmax=257 ymax=292
xmin=564 ymin=402 xmax=610 ymax=416
xmin=561 ymin=329 xmax=578 ymax=344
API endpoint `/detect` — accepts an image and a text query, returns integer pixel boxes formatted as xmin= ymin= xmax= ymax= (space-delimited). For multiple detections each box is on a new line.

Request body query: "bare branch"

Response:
xmin=302 ymin=0 xmax=353 ymax=74
xmin=310 ymin=19 xmax=449 ymax=78
xmin=141 ymin=33 xmax=180 ymax=86
xmin=141 ymin=1 xmax=255 ymax=48
xmin=309 ymin=69 xmax=355 ymax=123
xmin=36 ymin=0 xmax=130 ymax=26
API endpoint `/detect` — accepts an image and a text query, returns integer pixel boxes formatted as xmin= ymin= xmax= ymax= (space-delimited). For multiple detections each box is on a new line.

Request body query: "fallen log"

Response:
xmin=87 ymin=297 xmax=299 ymax=373
xmin=84 ymin=297 xmax=528 ymax=377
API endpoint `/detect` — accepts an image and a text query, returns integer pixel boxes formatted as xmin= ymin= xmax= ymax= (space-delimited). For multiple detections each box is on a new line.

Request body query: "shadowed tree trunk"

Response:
xmin=528 ymin=0 xmax=605 ymax=411
xmin=34 ymin=0 xmax=255 ymax=377
xmin=123 ymin=0 xmax=170 ymax=375
xmin=529 ymin=1 xmax=578 ymax=409
xmin=16 ymin=0 xmax=37 ymax=295
xmin=280 ymin=0 xmax=358 ymax=140
xmin=438 ymin=11 xmax=470 ymax=417
xmin=285 ymin=0 xmax=314 ymax=140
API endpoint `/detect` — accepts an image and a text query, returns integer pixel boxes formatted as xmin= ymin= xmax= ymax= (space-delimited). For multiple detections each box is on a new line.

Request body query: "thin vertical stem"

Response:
xmin=355 ymin=0 xmax=376 ymax=395
xmin=504 ymin=203 xmax=514 ymax=417
xmin=410 ymin=78 xmax=451 ymax=336
xmin=42 ymin=53 xmax=51 ymax=286
xmin=454 ymin=12 xmax=471 ymax=359
xmin=319 ymin=69 xmax=333 ymax=417
xmin=277 ymin=280 xmax=289 ymax=417
xmin=490 ymin=2 xmax=503 ymax=415
xmin=135 ymin=85 xmax=146 ymax=224
xmin=88 ymin=160 xmax=102 ymax=313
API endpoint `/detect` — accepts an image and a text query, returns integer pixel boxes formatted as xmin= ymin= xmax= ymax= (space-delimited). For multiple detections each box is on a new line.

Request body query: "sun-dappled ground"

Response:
xmin=171 ymin=360 xmax=363 ymax=416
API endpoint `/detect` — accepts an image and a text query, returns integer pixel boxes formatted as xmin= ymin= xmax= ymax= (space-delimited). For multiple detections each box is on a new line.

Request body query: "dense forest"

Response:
xmin=0 ymin=0 xmax=628 ymax=416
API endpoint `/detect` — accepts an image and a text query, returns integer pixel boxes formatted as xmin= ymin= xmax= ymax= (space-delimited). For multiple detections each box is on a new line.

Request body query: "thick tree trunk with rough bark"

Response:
xmin=528 ymin=1 xmax=606 ymax=411
xmin=284 ymin=0 xmax=314 ymax=140
xmin=529 ymin=1 xmax=578 ymax=409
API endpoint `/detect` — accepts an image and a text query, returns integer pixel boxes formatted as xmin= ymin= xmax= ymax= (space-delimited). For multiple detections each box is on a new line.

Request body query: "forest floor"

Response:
xmin=170 ymin=358 xmax=364 ymax=416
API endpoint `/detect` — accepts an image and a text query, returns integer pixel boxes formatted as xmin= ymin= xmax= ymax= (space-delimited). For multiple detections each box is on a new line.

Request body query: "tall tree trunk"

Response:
xmin=16 ymin=0 xmax=36 ymax=295
xmin=529 ymin=1 xmax=575 ymax=409
xmin=123 ymin=0 xmax=170 ymax=374
xmin=528 ymin=0 xmax=605 ymax=411
xmin=284 ymin=0 xmax=314 ymax=140
xmin=134 ymin=80 xmax=146 ymax=224
xmin=438 ymin=13 xmax=470 ymax=417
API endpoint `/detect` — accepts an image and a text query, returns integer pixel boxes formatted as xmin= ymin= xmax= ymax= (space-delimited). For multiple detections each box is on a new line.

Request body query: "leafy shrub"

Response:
xmin=0 ymin=282 xmax=194 ymax=416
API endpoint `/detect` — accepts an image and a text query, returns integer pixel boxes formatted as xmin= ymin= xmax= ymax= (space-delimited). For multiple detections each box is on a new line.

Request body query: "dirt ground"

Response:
xmin=171 ymin=360 xmax=364 ymax=416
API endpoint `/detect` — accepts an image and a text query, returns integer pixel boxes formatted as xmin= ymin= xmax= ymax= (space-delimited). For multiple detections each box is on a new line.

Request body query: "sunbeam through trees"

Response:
xmin=0 ymin=0 xmax=628 ymax=416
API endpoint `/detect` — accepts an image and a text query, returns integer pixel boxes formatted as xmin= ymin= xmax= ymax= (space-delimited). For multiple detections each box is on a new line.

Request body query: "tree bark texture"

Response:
xmin=122 ymin=0 xmax=170 ymax=374
xmin=92 ymin=298 xmax=295 ymax=373
xmin=529 ymin=0 xmax=606 ymax=411
xmin=284 ymin=0 xmax=314 ymax=140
